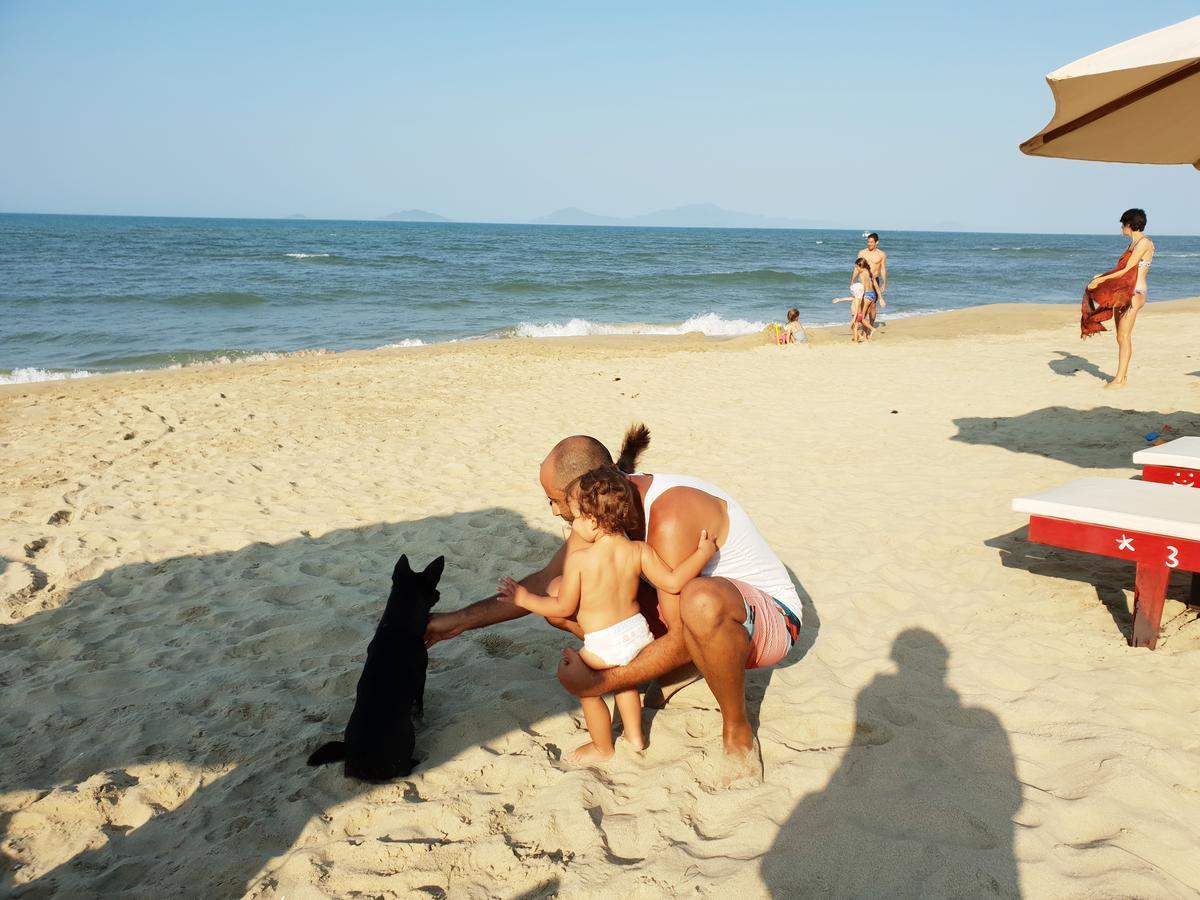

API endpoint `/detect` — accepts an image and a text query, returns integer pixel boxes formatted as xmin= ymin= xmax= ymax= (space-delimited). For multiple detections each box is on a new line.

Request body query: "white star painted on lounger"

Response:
xmin=1117 ymin=535 xmax=1135 ymax=551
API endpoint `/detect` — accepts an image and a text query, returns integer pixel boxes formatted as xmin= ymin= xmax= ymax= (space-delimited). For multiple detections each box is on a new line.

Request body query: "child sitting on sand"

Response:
xmin=498 ymin=464 xmax=716 ymax=764
xmin=780 ymin=307 xmax=807 ymax=344
xmin=832 ymin=257 xmax=877 ymax=343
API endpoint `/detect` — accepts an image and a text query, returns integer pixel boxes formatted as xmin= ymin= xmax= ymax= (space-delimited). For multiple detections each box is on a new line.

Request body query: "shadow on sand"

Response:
xmin=1048 ymin=350 xmax=1109 ymax=382
xmin=986 ymin=525 xmax=1199 ymax=645
xmin=952 ymin=406 xmax=1200 ymax=470
xmin=0 ymin=508 xmax=573 ymax=897
xmin=1 ymin=509 xmax=819 ymax=896
xmin=760 ymin=629 xmax=1022 ymax=899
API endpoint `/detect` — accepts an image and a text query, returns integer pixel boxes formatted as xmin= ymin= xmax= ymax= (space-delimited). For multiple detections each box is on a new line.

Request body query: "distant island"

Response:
xmin=284 ymin=214 xmax=308 ymax=219
xmin=532 ymin=203 xmax=844 ymax=229
xmin=381 ymin=209 xmax=451 ymax=223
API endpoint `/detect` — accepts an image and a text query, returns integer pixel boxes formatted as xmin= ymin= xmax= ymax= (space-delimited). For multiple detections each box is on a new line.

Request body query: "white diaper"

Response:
xmin=851 ymin=282 xmax=865 ymax=300
xmin=582 ymin=613 xmax=654 ymax=667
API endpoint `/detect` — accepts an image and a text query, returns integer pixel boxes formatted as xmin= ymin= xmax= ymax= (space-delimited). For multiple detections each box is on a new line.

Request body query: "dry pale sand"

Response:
xmin=2 ymin=299 xmax=1200 ymax=899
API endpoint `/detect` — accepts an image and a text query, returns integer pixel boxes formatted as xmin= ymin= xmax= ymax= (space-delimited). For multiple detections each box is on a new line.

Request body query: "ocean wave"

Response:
xmin=491 ymin=268 xmax=811 ymax=295
xmin=0 ymin=367 xmax=98 ymax=385
xmin=381 ymin=339 xmax=425 ymax=348
xmin=25 ymin=348 xmax=332 ymax=381
xmin=379 ymin=253 xmax=440 ymax=264
xmin=285 ymin=252 xmax=350 ymax=264
xmin=170 ymin=291 xmax=267 ymax=306
xmin=509 ymin=312 xmax=768 ymax=339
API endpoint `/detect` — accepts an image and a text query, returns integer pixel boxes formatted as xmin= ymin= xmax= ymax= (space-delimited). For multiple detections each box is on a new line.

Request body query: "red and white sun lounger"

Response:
xmin=1132 ymin=436 xmax=1200 ymax=489
xmin=1013 ymin=477 xmax=1200 ymax=649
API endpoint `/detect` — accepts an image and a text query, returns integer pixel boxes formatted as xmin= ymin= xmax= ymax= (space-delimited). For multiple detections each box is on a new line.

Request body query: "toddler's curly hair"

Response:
xmin=568 ymin=465 xmax=639 ymax=535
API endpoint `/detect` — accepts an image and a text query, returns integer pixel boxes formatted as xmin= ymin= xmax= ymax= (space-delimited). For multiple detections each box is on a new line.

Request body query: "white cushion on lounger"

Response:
xmin=1012 ymin=477 xmax=1200 ymax=542
xmin=1132 ymin=436 xmax=1200 ymax=469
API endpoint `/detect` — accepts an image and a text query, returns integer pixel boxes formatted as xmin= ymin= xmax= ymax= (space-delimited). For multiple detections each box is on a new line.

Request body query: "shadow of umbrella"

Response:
xmin=760 ymin=630 xmax=1023 ymax=898
xmin=951 ymin=407 xmax=1200 ymax=469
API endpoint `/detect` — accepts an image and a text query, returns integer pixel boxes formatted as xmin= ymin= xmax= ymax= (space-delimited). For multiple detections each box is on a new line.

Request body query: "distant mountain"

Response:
xmin=284 ymin=214 xmax=308 ymax=219
xmin=381 ymin=209 xmax=451 ymax=222
xmin=532 ymin=203 xmax=842 ymax=229
xmin=533 ymin=207 xmax=624 ymax=226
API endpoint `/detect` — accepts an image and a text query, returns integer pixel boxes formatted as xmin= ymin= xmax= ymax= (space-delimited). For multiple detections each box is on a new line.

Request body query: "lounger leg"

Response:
xmin=1190 ymin=572 xmax=1200 ymax=608
xmin=1131 ymin=563 xmax=1169 ymax=650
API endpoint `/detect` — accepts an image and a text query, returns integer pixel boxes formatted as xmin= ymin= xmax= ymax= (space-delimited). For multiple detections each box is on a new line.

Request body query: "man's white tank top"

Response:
xmin=640 ymin=473 xmax=802 ymax=622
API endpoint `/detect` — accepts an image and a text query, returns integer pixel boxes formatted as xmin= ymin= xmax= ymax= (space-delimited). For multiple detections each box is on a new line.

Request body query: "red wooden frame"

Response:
xmin=1026 ymin=515 xmax=1200 ymax=650
xmin=1141 ymin=464 xmax=1200 ymax=489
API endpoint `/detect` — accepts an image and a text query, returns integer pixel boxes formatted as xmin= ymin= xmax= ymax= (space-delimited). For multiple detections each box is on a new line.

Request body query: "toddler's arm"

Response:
xmin=498 ymin=556 xmax=581 ymax=618
xmin=638 ymin=529 xmax=717 ymax=595
xmin=832 ymin=296 xmax=853 ymax=304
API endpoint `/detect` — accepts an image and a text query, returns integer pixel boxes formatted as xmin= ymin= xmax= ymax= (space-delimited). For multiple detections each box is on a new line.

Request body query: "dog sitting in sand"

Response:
xmin=308 ymin=554 xmax=444 ymax=781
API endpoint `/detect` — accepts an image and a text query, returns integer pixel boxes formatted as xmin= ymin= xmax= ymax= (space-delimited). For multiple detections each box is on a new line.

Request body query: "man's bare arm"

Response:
xmin=425 ymin=539 xmax=572 ymax=645
xmin=558 ymin=604 xmax=691 ymax=697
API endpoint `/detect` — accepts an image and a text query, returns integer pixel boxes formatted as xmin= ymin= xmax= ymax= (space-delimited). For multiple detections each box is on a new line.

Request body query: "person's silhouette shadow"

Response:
xmin=760 ymin=629 xmax=1022 ymax=899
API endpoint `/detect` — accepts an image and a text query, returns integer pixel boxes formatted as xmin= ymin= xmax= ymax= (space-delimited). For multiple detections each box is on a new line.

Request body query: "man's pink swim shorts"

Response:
xmin=727 ymin=578 xmax=801 ymax=669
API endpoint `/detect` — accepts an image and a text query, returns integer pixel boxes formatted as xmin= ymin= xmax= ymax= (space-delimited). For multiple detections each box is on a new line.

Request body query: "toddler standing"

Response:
xmin=499 ymin=465 xmax=716 ymax=764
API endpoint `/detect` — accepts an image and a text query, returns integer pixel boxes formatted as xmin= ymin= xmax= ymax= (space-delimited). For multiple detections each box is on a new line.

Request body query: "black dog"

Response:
xmin=307 ymin=554 xmax=444 ymax=781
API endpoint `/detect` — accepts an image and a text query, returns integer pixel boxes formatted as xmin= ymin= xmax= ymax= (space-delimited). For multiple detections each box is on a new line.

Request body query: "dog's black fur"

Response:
xmin=307 ymin=554 xmax=444 ymax=781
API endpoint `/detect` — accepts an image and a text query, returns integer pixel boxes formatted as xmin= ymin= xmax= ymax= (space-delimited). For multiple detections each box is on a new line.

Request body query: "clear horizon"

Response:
xmin=2 ymin=2 xmax=1198 ymax=234
xmin=3 ymin=208 xmax=1198 ymax=238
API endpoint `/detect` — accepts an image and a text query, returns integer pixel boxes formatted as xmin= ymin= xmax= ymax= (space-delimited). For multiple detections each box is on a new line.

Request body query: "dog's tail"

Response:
xmin=616 ymin=422 xmax=650 ymax=474
xmin=307 ymin=741 xmax=347 ymax=767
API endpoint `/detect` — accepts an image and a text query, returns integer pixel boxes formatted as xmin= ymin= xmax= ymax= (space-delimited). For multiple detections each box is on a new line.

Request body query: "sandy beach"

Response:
xmin=3 ymin=299 xmax=1200 ymax=898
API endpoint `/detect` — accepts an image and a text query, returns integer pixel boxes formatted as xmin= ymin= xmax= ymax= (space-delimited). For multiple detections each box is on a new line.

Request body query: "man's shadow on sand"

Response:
xmin=0 ymin=508 xmax=577 ymax=897
xmin=952 ymin=406 xmax=1200 ymax=470
xmin=760 ymin=629 xmax=1023 ymax=899
xmin=1 ymin=510 xmax=819 ymax=897
xmin=1048 ymin=350 xmax=1109 ymax=382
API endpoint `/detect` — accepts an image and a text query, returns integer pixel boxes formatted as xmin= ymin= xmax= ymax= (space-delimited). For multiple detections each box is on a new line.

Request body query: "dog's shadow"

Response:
xmin=0 ymin=508 xmax=572 ymax=897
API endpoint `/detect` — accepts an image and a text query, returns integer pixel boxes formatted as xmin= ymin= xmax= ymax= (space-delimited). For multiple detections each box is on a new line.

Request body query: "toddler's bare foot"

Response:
xmin=621 ymin=734 xmax=646 ymax=752
xmin=569 ymin=741 xmax=614 ymax=765
xmin=1104 ymin=378 xmax=1127 ymax=389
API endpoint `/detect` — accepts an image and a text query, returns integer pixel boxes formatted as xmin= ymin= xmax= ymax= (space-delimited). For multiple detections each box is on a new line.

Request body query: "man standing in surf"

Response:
xmin=424 ymin=425 xmax=802 ymax=786
xmin=855 ymin=232 xmax=888 ymax=329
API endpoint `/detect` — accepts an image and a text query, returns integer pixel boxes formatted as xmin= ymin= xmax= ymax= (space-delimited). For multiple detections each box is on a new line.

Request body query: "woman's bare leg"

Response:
xmin=1108 ymin=300 xmax=1143 ymax=387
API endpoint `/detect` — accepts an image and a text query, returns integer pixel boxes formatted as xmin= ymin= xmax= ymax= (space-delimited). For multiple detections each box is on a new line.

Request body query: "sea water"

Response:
xmin=3 ymin=213 xmax=1198 ymax=382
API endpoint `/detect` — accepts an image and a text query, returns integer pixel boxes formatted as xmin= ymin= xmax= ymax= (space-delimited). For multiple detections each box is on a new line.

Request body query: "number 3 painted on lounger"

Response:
xmin=1166 ymin=546 xmax=1179 ymax=569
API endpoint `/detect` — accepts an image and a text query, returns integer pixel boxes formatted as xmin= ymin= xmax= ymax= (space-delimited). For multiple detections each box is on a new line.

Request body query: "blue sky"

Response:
xmin=1 ymin=1 xmax=1197 ymax=233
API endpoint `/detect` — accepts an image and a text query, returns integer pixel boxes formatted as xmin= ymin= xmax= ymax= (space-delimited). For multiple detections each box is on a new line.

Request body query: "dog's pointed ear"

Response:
xmin=394 ymin=554 xmax=411 ymax=580
xmin=421 ymin=556 xmax=445 ymax=588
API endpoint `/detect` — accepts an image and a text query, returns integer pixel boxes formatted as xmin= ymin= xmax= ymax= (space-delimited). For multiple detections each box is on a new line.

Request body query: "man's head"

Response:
xmin=540 ymin=435 xmax=614 ymax=521
xmin=866 ymin=232 xmax=880 ymax=250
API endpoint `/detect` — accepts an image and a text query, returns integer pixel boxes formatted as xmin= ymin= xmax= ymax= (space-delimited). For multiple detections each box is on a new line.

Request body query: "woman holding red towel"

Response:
xmin=1082 ymin=208 xmax=1154 ymax=389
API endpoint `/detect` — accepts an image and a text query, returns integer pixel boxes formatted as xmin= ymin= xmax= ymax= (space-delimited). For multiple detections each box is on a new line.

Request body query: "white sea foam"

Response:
xmin=512 ymin=312 xmax=767 ymax=339
xmin=382 ymin=339 xmax=425 ymax=348
xmin=285 ymin=252 xmax=334 ymax=259
xmin=0 ymin=367 xmax=98 ymax=385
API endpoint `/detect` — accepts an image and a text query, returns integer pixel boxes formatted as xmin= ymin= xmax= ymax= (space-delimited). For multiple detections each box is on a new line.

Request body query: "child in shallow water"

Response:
xmin=499 ymin=465 xmax=716 ymax=764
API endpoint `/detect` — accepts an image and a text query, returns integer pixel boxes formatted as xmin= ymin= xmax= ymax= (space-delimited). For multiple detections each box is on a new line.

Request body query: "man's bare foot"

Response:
xmin=1104 ymin=378 xmax=1127 ymax=389
xmin=719 ymin=736 xmax=764 ymax=787
xmin=569 ymin=741 xmax=614 ymax=765
xmin=644 ymin=664 xmax=702 ymax=709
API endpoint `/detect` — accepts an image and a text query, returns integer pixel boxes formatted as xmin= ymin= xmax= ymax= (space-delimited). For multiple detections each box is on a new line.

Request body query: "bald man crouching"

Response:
xmin=424 ymin=424 xmax=802 ymax=784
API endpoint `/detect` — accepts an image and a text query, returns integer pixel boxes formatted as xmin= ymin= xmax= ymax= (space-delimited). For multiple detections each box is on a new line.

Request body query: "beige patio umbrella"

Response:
xmin=1020 ymin=16 xmax=1200 ymax=169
